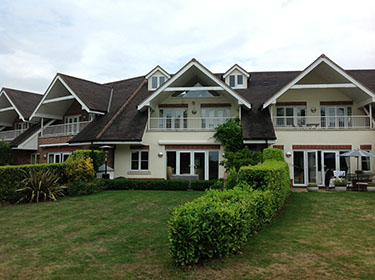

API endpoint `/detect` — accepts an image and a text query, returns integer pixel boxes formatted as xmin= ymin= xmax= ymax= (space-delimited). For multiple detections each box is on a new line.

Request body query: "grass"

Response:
xmin=0 ymin=191 xmax=375 ymax=279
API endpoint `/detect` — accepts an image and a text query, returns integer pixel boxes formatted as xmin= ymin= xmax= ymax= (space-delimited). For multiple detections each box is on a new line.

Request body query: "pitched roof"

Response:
xmin=58 ymin=73 xmax=113 ymax=113
xmin=2 ymin=88 xmax=43 ymax=120
xmin=10 ymin=123 xmax=41 ymax=148
xmin=66 ymin=61 xmax=375 ymax=143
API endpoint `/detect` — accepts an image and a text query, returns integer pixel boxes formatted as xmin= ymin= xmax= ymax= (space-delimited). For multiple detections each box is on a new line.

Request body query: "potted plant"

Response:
xmin=367 ymin=182 xmax=375 ymax=192
xmin=334 ymin=179 xmax=348 ymax=192
xmin=307 ymin=183 xmax=319 ymax=192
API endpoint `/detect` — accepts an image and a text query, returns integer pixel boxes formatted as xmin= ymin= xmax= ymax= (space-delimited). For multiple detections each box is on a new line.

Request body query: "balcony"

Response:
xmin=272 ymin=115 xmax=372 ymax=130
xmin=41 ymin=121 xmax=91 ymax=138
xmin=148 ymin=117 xmax=234 ymax=131
xmin=0 ymin=129 xmax=24 ymax=141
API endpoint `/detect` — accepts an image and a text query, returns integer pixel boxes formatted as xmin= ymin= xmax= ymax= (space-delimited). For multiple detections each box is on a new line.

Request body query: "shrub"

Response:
xmin=67 ymin=150 xmax=105 ymax=171
xmin=221 ymin=147 xmax=262 ymax=171
xmin=225 ymin=167 xmax=238 ymax=189
xmin=168 ymin=148 xmax=291 ymax=266
xmin=262 ymin=148 xmax=284 ymax=161
xmin=65 ymin=157 xmax=95 ymax=183
xmin=190 ymin=179 xmax=223 ymax=191
xmin=67 ymin=179 xmax=106 ymax=196
xmin=0 ymin=142 xmax=13 ymax=166
xmin=16 ymin=169 xmax=66 ymax=204
xmin=213 ymin=117 xmax=243 ymax=153
xmin=0 ymin=163 xmax=67 ymax=204
xmin=101 ymin=178 xmax=190 ymax=191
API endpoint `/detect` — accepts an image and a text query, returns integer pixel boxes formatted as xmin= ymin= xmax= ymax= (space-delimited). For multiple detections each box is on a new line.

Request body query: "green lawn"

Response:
xmin=1 ymin=191 xmax=375 ymax=280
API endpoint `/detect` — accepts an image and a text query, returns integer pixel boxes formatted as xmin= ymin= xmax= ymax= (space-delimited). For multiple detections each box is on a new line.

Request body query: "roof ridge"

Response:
xmin=95 ymin=79 xmax=147 ymax=139
xmin=1 ymin=87 xmax=43 ymax=96
xmin=104 ymin=75 xmax=145 ymax=85
xmin=57 ymin=73 xmax=112 ymax=89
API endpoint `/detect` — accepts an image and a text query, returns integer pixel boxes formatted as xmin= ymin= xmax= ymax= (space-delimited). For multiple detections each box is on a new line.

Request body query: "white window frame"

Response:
xmin=31 ymin=153 xmax=40 ymax=164
xmin=48 ymin=152 xmax=72 ymax=163
xmin=165 ymin=150 xmax=220 ymax=180
xmin=14 ymin=122 xmax=29 ymax=131
xmin=361 ymin=150 xmax=371 ymax=172
xmin=320 ymin=105 xmax=353 ymax=128
xmin=131 ymin=150 xmax=149 ymax=171
xmin=65 ymin=115 xmax=81 ymax=135
xmin=150 ymin=75 xmax=166 ymax=90
xmin=201 ymin=107 xmax=231 ymax=129
xmin=229 ymin=74 xmax=245 ymax=89
xmin=159 ymin=108 xmax=188 ymax=129
xmin=276 ymin=106 xmax=306 ymax=127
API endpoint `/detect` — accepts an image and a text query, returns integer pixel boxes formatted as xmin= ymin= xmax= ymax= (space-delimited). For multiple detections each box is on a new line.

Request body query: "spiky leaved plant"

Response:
xmin=16 ymin=169 xmax=66 ymax=204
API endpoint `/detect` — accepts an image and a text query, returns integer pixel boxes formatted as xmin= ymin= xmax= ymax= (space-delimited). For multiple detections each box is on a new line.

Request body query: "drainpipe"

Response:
xmin=41 ymin=118 xmax=44 ymax=136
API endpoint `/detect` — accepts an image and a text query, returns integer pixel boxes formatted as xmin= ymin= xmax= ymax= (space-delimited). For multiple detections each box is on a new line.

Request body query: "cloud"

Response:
xmin=0 ymin=0 xmax=374 ymax=93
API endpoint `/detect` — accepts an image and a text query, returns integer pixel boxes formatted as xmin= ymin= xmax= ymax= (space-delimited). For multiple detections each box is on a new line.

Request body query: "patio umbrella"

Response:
xmin=339 ymin=149 xmax=375 ymax=171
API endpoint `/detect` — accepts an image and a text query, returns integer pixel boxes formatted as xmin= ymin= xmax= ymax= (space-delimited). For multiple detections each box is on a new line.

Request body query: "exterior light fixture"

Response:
xmin=192 ymin=109 xmax=197 ymax=115
xmin=158 ymin=152 xmax=163 ymax=158
xmin=311 ymin=107 xmax=317 ymax=113
xmin=99 ymin=145 xmax=113 ymax=179
xmin=286 ymin=152 xmax=292 ymax=158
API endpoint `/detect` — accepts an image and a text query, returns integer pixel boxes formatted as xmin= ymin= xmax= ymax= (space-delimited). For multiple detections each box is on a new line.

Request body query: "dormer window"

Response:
xmin=146 ymin=65 xmax=170 ymax=91
xmin=151 ymin=76 xmax=166 ymax=90
xmin=224 ymin=64 xmax=250 ymax=89
xmin=229 ymin=74 xmax=244 ymax=88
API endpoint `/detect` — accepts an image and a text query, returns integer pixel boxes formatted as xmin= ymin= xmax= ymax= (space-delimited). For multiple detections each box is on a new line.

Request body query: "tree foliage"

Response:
xmin=0 ymin=142 xmax=12 ymax=166
xmin=213 ymin=117 xmax=243 ymax=153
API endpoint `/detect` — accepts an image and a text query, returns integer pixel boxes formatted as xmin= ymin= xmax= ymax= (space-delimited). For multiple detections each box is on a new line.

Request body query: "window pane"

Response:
xmin=159 ymin=76 xmax=165 ymax=85
xmin=141 ymin=151 xmax=148 ymax=161
xmin=151 ymin=76 xmax=158 ymax=89
xmin=131 ymin=151 xmax=139 ymax=170
xmin=141 ymin=160 xmax=148 ymax=170
xmin=229 ymin=75 xmax=235 ymax=87
xmin=167 ymin=151 xmax=176 ymax=174
xmin=293 ymin=151 xmax=304 ymax=184
xmin=362 ymin=156 xmax=370 ymax=171
xmin=49 ymin=154 xmax=54 ymax=163
xmin=55 ymin=154 xmax=61 ymax=163
xmin=180 ymin=153 xmax=191 ymax=174
xmin=237 ymin=75 xmax=243 ymax=85
xmin=209 ymin=151 xmax=219 ymax=180
xmin=276 ymin=107 xmax=284 ymax=116
xmin=286 ymin=108 xmax=294 ymax=116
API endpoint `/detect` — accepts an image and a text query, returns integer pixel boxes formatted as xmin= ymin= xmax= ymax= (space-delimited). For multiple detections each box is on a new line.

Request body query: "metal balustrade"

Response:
xmin=272 ymin=115 xmax=372 ymax=129
xmin=148 ymin=117 xmax=235 ymax=131
xmin=41 ymin=121 xmax=91 ymax=137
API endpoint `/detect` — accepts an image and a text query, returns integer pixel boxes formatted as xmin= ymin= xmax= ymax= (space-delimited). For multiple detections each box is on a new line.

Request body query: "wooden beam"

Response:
xmin=0 ymin=107 xmax=15 ymax=113
xmin=42 ymin=95 xmax=75 ymax=104
xmin=163 ymin=86 xmax=223 ymax=91
xmin=291 ymin=83 xmax=356 ymax=89
xmin=357 ymin=98 xmax=374 ymax=108
xmin=34 ymin=113 xmax=63 ymax=120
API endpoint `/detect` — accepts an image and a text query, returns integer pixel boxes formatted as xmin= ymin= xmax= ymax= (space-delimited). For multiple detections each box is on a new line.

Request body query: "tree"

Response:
xmin=0 ymin=142 xmax=12 ymax=166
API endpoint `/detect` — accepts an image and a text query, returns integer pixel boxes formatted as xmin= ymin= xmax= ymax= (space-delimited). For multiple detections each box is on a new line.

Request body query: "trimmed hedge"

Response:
xmin=190 ymin=179 xmax=223 ymax=191
xmin=67 ymin=179 xmax=107 ymax=196
xmin=168 ymin=148 xmax=290 ymax=266
xmin=262 ymin=147 xmax=284 ymax=162
xmin=0 ymin=163 xmax=67 ymax=204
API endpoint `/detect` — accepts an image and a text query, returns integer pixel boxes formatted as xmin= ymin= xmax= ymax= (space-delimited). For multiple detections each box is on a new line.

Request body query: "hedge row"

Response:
xmin=168 ymin=148 xmax=290 ymax=266
xmin=0 ymin=163 xmax=67 ymax=204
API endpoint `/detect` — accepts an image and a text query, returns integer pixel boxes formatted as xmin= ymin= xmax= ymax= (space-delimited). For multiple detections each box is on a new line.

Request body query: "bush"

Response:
xmin=221 ymin=147 xmax=262 ymax=171
xmin=168 ymin=148 xmax=291 ymax=266
xmin=67 ymin=179 xmax=107 ymax=196
xmin=262 ymin=148 xmax=284 ymax=161
xmin=67 ymin=150 xmax=105 ymax=171
xmin=0 ymin=142 xmax=13 ymax=166
xmin=16 ymin=169 xmax=66 ymax=204
xmin=0 ymin=163 xmax=67 ymax=204
xmin=225 ymin=167 xmax=238 ymax=189
xmin=98 ymin=178 xmax=190 ymax=191
xmin=65 ymin=157 xmax=95 ymax=183
xmin=190 ymin=179 xmax=223 ymax=191
xmin=213 ymin=117 xmax=243 ymax=153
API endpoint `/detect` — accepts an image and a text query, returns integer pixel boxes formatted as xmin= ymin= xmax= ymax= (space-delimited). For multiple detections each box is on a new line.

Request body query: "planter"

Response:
xmin=367 ymin=186 xmax=375 ymax=192
xmin=307 ymin=186 xmax=319 ymax=192
xmin=335 ymin=185 xmax=347 ymax=192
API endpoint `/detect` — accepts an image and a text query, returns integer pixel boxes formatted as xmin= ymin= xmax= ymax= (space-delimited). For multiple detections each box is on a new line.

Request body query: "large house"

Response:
xmin=1 ymin=54 xmax=375 ymax=186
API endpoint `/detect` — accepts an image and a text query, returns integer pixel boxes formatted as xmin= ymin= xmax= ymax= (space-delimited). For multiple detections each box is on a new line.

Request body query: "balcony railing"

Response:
xmin=272 ymin=115 xmax=372 ymax=130
xmin=0 ymin=129 xmax=24 ymax=141
xmin=41 ymin=121 xmax=91 ymax=137
xmin=148 ymin=117 xmax=234 ymax=131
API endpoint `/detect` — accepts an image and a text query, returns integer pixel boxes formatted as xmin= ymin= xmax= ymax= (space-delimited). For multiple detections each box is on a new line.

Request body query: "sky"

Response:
xmin=0 ymin=0 xmax=374 ymax=94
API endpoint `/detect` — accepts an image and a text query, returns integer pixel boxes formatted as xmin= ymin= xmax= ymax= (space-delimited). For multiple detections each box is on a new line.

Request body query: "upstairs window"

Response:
xmin=15 ymin=122 xmax=29 ymax=131
xmin=276 ymin=106 xmax=306 ymax=127
xmin=151 ymin=76 xmax=166 ymax=90
xmin=229 ymin=74 xmax=244 ymax=88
